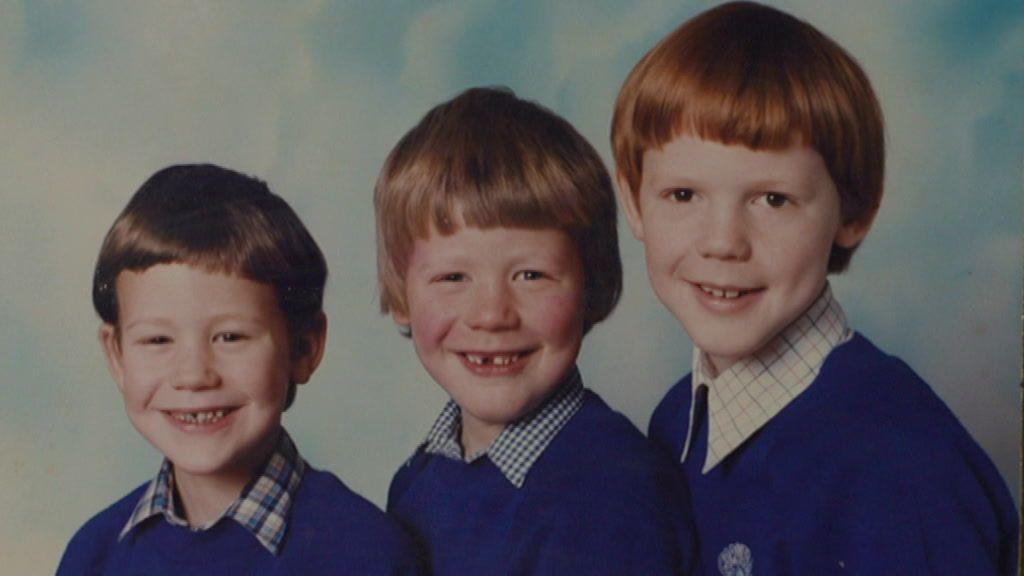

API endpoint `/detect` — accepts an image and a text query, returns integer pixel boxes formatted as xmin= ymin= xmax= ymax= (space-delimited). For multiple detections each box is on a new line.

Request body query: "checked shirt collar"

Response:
xmin=119 ymin=428 xmax=306 ymax=555
xmin=423 ymin=366 xmax=584 ymax=488
xmin=682 ymin=284 xmax=853 ymax=473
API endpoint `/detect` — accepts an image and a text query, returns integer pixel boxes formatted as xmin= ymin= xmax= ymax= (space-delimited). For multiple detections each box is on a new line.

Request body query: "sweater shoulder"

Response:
xmin=565 ymin=390 xmax=674 ymax=465
xmin=287 ymin=466 xmax=423 ymax=572
xmin=537 ymin=390 xmax=689 ymax=509
xmin=525 ymin=391 xmax=698 ymax=574
xmin=294 ymin=466 xmax=411 ymax=540
xmin=775 ymin=335 xmax=1018 ymax=566
xmin=815 ymin=334 xmax=983 ymax=454
xmin=57 ymin=482 xmax=149 ymax=575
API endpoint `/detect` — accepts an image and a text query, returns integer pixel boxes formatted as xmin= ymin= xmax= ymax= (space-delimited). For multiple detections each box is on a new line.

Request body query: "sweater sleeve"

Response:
xmin=647 ymin=376 xmax=692 ymax=461
xmin=57 ymin=488 xmax=142 ymax=576
xmin=508 ymin=427 xmax=699 ymax=576
xmin=777 ymin=427 xmax=1017 ymax=575
xmin=510 ymin=486 xmax=696 ymax=576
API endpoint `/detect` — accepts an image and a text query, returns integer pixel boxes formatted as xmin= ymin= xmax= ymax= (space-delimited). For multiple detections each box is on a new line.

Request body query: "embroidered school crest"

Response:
xmin=718 ymin=542 xmax=753 ymax=576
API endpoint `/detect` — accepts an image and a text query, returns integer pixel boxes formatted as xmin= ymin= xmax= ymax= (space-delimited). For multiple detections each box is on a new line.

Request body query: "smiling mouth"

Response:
xmin=167 ymin=408 xmax=236 ymax=425
xmin=463 ymin=352 xmax=522 ymax=366
xmin=696 ymin=283 xmax=761 ymax=300
xmin=457 ymin=349 xmax=535 ymax=372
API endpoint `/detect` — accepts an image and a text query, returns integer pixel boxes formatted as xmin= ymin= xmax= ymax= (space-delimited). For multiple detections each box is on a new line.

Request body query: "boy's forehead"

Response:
xmin=414 ymin=221 xmax=573 ymax=248
xmin=114 ymin=263 xmax=281 ymax=319
xmin=644 ymin=135 xmax=829 ymax=183
xmin=405 ymin=222 xmax=581 ymax=270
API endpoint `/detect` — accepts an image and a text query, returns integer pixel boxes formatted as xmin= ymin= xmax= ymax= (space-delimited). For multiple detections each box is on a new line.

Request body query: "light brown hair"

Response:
xmin=375 ymin=86 xmax=621 ymax=332
xmin=612 ymin=1 xmax=884 ymax=272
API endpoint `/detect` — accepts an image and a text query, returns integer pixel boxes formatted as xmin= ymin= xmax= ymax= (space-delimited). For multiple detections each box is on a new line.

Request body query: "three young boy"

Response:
xmin=62 ymin=1 xmax=1016 ymax=574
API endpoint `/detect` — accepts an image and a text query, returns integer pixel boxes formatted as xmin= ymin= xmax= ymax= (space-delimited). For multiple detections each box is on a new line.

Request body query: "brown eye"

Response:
xmin=514 ymin=270 xmax=544 ymax=281
xmin=669 ymin=188 xmax=695 ymax=202
xmin=765 ymin=192 xmax=789 ymax=208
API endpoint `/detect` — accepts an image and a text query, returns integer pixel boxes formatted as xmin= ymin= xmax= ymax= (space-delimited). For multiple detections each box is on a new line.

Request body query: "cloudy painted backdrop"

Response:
xmin=2 ymin=1 xmax=1020 ymax=571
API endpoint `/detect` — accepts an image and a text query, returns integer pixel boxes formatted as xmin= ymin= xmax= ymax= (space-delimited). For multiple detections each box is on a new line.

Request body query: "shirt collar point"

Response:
xmin=119 ymin=429 xmax=304 ymax=555
xmin=685 ymin=286 xmax=849 ymax=468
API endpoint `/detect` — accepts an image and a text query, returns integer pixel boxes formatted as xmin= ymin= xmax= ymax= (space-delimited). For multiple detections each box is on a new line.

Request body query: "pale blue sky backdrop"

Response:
xmin=1 ymin=1 xmax=1021 ymax=571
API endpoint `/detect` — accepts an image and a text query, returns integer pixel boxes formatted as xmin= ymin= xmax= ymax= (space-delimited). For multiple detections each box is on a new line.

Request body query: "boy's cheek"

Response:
xmin=407 ymin=308 xmax=454 ymax=348
xmin=533 ymin=293 xmax=586 ymax=338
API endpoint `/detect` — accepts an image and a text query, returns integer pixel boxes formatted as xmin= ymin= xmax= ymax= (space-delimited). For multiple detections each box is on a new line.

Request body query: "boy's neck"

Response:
xmin=173 ymin=469 xmax=249 ymax=527
xmin=460 ymin=413 xmax=505 ymax=458
xmin=171 ymin=432 xmax=279 ymax=527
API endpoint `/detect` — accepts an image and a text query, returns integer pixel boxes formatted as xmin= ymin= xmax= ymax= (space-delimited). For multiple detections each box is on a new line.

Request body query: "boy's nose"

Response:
xmin=696 ymin=207 xmax=752 ymax=261
xmin=173 ymin=343 xmax=219 ymax=390
xmin=466 ymin=282 xmax=520 ymax=331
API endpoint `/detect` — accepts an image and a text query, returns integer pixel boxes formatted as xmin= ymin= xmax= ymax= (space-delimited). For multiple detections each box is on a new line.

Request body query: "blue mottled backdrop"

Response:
xmin=1 ymin=1 xmax=1020 ymax=571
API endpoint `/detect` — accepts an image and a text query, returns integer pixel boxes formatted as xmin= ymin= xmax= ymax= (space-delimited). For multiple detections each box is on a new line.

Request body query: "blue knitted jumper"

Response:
xmin=388 ymin=389 xmax=699 ymax=575
xmin=58 ymin=466 xmax=424 ymax=575
xmin=649 ymin=333 xmax=1018 ymax=575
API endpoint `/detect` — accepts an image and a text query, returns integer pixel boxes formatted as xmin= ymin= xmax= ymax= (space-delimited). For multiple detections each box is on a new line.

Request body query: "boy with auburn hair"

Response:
xmin=59 ymin=164 xmax=422 ymax=575
xmin=612 ymin=2 xmax=1017 ymax=574
xmin=376 ymin=86 xmax=698 ymax=575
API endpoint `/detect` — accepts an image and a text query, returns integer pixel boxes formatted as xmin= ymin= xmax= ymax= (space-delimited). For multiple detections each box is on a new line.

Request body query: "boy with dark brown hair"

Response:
xmin=59 ymin=164 xmax=422 ymax=575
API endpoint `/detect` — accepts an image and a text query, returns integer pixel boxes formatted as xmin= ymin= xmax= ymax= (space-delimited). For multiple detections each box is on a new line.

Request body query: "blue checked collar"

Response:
xmin=422 ymin=367 xmax=585 ymax=488
xmin=119 ymin=428 xmax=306 ymax=555
xmin=683 ymin=283 xmax=853 ymax=473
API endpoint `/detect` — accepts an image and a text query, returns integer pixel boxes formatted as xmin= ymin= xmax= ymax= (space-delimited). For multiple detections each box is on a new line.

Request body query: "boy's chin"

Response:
xmin=691 ymin=335 xmax=772 ymax=374
xmin=167 ymin=451 xmax=263 ymax=486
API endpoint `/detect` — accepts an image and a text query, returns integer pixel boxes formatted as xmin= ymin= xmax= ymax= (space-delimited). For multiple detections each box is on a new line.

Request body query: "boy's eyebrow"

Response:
xmin=121 ymin=317 xmax=173 ymax=332
xmin=744 ymin=177 xmax=797 ymax=190
xmin=206 ymin=313 xmax=271 ymax=326
xmin=642 ymin=174 xmax=703 ymax=190
xmin=409 ymin=245 xmax=573 ymax=272
xmin=121 ymin=313 xmax=269 ymax=332
xmin=646 ymin=173 xmax=806 ymax=191
xmin=407 ymin=254 xmax=463 ymax=274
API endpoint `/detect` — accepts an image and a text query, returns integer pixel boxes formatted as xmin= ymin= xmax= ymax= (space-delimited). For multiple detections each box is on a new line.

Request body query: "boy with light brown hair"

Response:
xmin=377 ymin=86 xmax=698 ymax=575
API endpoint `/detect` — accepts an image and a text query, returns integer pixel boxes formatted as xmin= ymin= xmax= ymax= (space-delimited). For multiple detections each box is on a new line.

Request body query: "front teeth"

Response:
xmin=465 ymin=353 xmax=520 ymax=366
xmin=700 ymin=285 xmax=743 ymax=299
xmin=173 ymin=410 xmax=226 ymax=424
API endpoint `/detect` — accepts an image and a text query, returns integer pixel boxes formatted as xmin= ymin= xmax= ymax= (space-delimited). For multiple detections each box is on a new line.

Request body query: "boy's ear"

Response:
xmin=616 ymin=172 xmax=645 ymax=242
xmin=835 ymin=206 xmax=879 ymax=249
xmin=290 ymin=313 xmax=328 ymax=385
xmin=391 ymin=308 xmax=410 ymax=328
xmin=99 ymin=324 xmax=127 ymax=393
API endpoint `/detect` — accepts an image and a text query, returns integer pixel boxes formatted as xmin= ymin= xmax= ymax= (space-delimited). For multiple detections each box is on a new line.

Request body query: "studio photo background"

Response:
xmin=2 ymin=1 xmax=1021 ymax=572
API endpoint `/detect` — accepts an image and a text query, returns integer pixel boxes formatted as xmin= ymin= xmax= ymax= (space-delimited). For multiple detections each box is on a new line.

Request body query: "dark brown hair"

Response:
xmin=93 ymin=164 xmax=327 ymax=408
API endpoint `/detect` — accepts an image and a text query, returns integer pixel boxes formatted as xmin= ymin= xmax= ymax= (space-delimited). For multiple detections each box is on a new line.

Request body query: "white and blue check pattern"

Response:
xmin=422 ymin=367 xmax=584 ymax=488
xmin=119 ymin=428 xmax=306 ymax=555
xmin=682 ymin=284 xmax=853 ymax=473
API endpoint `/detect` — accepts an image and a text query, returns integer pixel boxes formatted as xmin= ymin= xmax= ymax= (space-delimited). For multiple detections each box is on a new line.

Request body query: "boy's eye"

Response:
xmin=514 ymin=270 xmax=545 ymax=281
xmin=214 ymin=332 xmax=246 ymax=343
xmin=667 ymin=188 xmax=695 ymax=202
xmin=763 ymin=192 xmax=790 ymax=208
xmin=435 ymin=272 xmax=466 ymax=283
xmin=140 ymin=335 xmax=171 ymax=345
